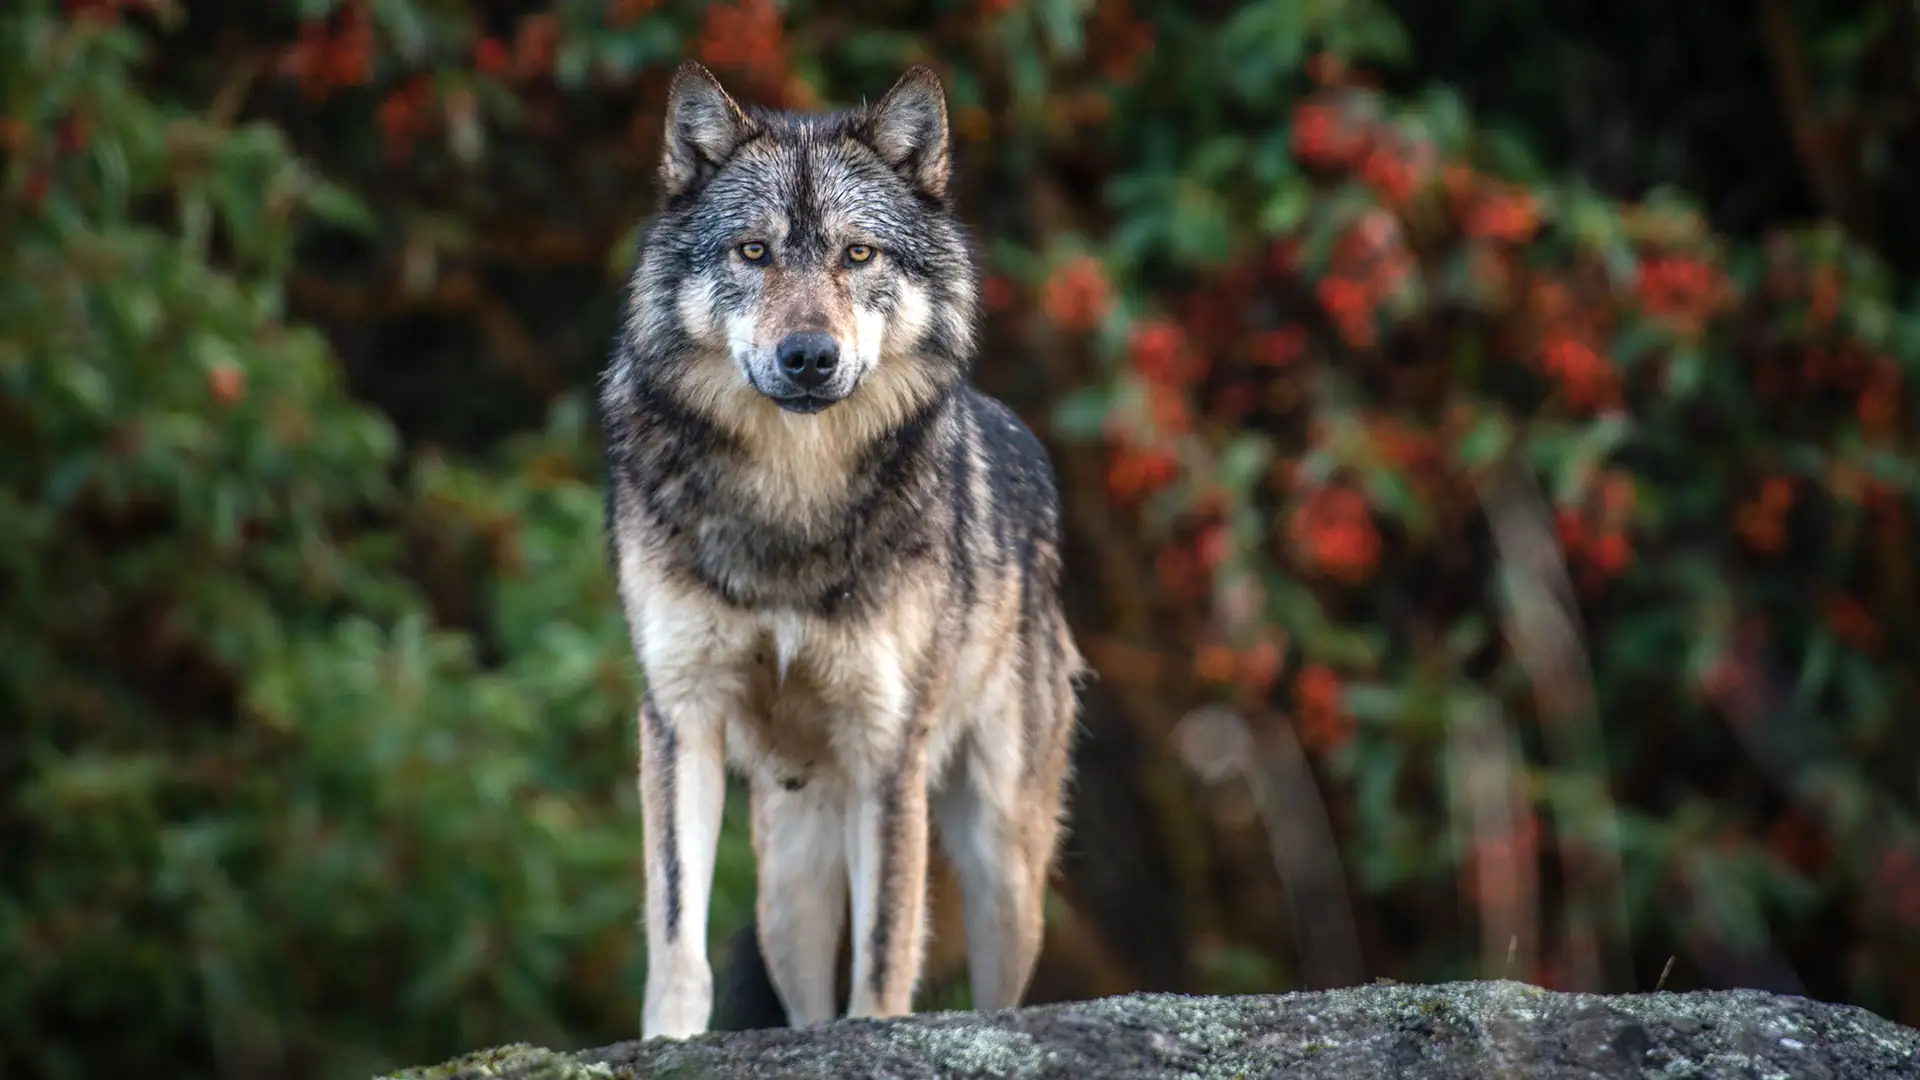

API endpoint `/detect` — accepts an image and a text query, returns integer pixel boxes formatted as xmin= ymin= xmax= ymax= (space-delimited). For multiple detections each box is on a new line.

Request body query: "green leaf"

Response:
xmin=1795 ymin=633 xmax=1838 ymax=707
xmin=1454 ymin=410 xmax=1510 ymax=469
xmin=305 ymin=181 xmax=377 ymax=236
xmin=1258 ymin=184 xmax=1311 ymax=235
xmin=1342 ymin=682 xmax=1403 ymax=723
xmin=1050 ymin=385 xmax=1115 ymax=440
xmin=1665 ymin=344 xmax=1705 ymax=400
xmin=1217 ymin=434 xmax=1272 ymax=494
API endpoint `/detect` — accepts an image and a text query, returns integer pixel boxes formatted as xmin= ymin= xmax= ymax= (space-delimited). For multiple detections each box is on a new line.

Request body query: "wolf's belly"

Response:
xmin=715 ymin=605 xmax=1007 ymax=792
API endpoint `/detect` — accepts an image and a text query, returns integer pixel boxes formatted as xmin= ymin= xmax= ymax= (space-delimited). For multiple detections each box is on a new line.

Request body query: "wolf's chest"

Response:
xmin=661 ymin=494 xmax=935 ymax=620
xmin=719 ymin=610 xmax=923 ymax=780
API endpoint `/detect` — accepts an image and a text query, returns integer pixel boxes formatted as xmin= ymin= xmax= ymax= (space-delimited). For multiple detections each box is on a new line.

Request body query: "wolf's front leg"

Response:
xmin=843 ymin=727 xmax=932 ymax=1018
xmin=750 ymin=775 xmax=847 ymax=1025
xmin=640 ymin=693 xmax=728 ymax=1040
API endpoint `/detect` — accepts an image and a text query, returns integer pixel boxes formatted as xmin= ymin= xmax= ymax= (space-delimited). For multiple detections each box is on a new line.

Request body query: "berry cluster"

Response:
xmin=279 ymin=4 xmax=376 ymax=101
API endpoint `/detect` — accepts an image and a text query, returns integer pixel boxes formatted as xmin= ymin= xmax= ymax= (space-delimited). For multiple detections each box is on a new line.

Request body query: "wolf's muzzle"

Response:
xmin=766 ymin=331 xmax=846 ymax=413
xmin=776 ymin=331 xmax=839 ymax=390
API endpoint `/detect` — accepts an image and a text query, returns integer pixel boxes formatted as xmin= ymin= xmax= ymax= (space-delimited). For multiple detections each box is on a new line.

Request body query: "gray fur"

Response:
xmin=600 ymin=61 xmax=1084 ymax=1036
xmin=600 ymin=65 xmax=991 ymax=619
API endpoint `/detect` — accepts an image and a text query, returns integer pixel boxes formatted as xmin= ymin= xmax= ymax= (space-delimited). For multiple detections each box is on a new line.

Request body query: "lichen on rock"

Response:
xmin=381 ymin=1044 xmax=619 ymax=1080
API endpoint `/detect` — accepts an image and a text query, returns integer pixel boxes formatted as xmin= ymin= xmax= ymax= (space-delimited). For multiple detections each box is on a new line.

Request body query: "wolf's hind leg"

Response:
xmin=750 ymin=774 xmax=848 ymax=1026
xmin=640 ymin=694 xmax=728 ymax=1040
xmin=844 ymin=729 xmax=932 ymax=1019
xmin=933 ymin=743 xmax=1066 ymax=1012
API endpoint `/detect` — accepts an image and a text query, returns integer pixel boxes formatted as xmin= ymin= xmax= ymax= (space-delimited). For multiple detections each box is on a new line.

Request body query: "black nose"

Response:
xmin=776 ymin=331 xmax=839 ymax=391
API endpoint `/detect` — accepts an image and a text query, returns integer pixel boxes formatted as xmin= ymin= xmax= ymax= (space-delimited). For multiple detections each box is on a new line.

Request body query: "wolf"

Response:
xmin=598 ymin=59 xmax=1087 ymax=1040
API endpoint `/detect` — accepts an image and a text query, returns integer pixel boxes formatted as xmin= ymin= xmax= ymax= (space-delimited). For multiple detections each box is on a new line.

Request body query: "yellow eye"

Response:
xmin=738 ymin=241 xmax=768 ymax=263
xmin=846 ymin=244 xmax=875 ymax=265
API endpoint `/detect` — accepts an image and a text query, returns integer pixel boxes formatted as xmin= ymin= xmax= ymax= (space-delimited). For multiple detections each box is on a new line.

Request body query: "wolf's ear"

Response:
xmin=865 ymin=66 xmax=951 ymax=200
xmin=661 ymin=60 xmax=751 ymax=198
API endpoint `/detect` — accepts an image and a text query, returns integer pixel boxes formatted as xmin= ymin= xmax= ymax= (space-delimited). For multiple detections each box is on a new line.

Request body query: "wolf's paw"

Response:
xmin=642 ymin=963 xmax=714 ymax=1041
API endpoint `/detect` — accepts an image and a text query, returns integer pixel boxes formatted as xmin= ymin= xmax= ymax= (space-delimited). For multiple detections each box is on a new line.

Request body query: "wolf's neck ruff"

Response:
xmin=608 ymin=350 xmax=955 ymax=619
xmin=600 ymin=62 xmax=977 ymax=618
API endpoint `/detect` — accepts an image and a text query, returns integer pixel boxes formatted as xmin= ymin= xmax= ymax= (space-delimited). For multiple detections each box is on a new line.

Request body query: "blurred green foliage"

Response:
xmin=4 ymin=1 xmax=1919 ymax=1079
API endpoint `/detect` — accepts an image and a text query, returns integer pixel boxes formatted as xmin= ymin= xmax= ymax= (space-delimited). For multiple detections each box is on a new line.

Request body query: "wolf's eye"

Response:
xmin=738 ymin=242 xmax=769 ymax=264
xmin=845 ymin=244 xmax=875 ymax=266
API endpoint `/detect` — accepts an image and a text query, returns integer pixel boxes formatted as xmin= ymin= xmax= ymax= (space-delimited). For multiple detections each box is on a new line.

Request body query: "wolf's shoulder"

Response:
xmin=960 ymin=387 xmax=1055 ymax=480
xmin=956 ymin=386 xmax=1061 ymax=539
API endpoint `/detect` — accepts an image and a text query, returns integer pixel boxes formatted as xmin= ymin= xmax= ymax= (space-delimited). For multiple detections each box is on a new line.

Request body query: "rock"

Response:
xmin=378 ymin=980 xmax=1920 ymax=1080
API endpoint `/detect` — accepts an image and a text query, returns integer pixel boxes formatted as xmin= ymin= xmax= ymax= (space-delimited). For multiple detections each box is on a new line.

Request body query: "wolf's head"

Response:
xmin=621 ymin=61 xmax=978 ymax=434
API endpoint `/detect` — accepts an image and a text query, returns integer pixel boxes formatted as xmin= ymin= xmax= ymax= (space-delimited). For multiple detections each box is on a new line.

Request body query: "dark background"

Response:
xmin=6 ymin=1 xmax=1920 ymax=1078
